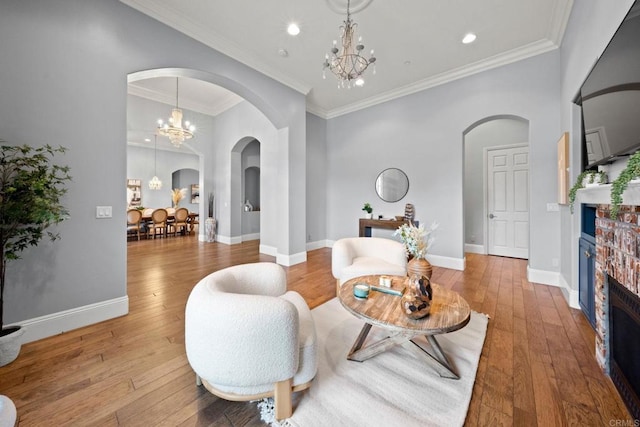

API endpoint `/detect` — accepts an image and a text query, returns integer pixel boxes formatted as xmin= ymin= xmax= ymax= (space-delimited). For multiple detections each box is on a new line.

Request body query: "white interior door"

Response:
xmin=487 ymin=145 xmax=529 ymax=259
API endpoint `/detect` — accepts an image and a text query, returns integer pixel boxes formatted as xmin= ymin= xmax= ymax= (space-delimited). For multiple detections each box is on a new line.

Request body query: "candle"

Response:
xmin=379 ymin=275 xmax=392 ymax=287
xmin=353 ymin=283 xmax=370 ymax=299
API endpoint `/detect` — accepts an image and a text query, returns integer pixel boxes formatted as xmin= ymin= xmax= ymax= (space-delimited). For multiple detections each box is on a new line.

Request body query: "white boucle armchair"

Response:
xmin=332 ymin=237 xmax=408 ymax=288
xmin=185 ymin=262 xmax=317 ymax=420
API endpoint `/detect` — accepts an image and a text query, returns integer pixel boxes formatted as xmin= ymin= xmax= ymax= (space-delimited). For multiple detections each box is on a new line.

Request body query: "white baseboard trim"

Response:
xmin=527 ymin=266 xmax=560 ymax=288
xmin=259 ymin=244 xmax=277 ymax=256
xmin=306 ymin=240 xmax=328 ymax=251
xmin=276 ymin=251 xmax=307 ymax=266
xmin=427 ymin=254 xmax=465 ymax=271
xmin=558 ymin=273 xmax=580 ymax=309
xmin=242 ymin=233 xmax=260 ymax=242
xmin=464 ymin=244 xmax=486 ymax=254
xmin=8 ymin=296 xmax=129 ymax=344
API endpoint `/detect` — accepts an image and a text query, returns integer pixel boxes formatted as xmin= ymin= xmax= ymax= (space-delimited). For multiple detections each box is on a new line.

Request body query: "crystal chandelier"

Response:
xmin=323 ymin=0 xmax=376 ymax=88
xmin=149 ymin=135 xmax=162 ymax=190
xmin=157 ymin=77 xmax=195 ymax=147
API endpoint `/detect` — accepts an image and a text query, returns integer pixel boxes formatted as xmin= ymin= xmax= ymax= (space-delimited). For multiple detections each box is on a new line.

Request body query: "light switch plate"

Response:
xmin=96 ymin=206 xmax=113 ymax=218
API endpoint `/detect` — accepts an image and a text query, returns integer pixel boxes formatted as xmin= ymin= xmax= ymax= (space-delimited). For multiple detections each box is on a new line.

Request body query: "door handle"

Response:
xmin=584 ymin=250 xmax=591 ymax=258
xmin=489 ymin=213 xmax=495 ymax=219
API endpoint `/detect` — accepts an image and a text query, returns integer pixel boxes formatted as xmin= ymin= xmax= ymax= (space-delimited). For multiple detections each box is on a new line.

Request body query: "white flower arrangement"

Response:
xmin=393 ymin=221 xmax=439 ymax=260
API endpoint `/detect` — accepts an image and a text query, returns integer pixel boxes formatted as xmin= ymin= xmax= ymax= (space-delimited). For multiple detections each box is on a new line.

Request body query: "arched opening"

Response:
xmin=231 ymin=137 xmax=261 ymax=242
xmin=127 ymin=68 xmax=284 ymax=254
xmin=463 ymin=115 xmax=530 ymax=259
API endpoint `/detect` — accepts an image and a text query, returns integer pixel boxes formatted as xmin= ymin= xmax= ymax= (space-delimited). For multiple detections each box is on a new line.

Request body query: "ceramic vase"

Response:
xmin=400 ymin=274 xmax=433 ymax=319
xmin=407 ymin=257 xmax=432 ymax=279
xmin=0 ymin=326 xmax=24 ymax=367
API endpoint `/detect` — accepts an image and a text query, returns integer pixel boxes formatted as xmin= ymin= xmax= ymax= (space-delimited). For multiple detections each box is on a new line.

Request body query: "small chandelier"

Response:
xmin=157 ymin=77 xmax=195 ymax=147
xmin=149 ymin=135 xmax=162 ymax=190
xmin=323 ymin=0 xmax=376 ymax=88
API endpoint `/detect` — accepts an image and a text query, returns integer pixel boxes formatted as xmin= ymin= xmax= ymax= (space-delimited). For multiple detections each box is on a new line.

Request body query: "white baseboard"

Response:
xmin=527 ymin=266 xmax=560 ymax=287
xmin=277 ymin=251 xmax=307 ymax=266
xmin=427 ymin=254 xmax=465 ymax=271
xmin=306 ymin=240 xmax=329 ymax=251
xmin=242 ymin=233 xmax=260 ymax=242
xmin=259 ymin=244 xmax=277 ymax=256
xmin=559 ymin=273 xmax=580 ymax=309
xmin=529 ymin=268 xmax=579 ymax=309
xmin=8 ymin=296 xmax=129 ymax=344
xmin=464 ymin=244 xmax=486 ymax=254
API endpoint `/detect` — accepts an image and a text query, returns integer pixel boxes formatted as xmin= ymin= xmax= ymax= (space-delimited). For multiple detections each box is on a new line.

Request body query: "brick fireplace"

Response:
xmin=594 ymin=204 xmax=640 ymax=418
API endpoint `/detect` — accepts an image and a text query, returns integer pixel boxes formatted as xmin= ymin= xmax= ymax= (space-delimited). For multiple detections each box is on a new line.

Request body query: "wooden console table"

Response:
xmin=359 ymin=218 xmax=414 ymax=237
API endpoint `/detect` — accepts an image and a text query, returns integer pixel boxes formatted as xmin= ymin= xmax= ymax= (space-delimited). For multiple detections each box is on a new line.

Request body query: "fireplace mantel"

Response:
xmin=576 ymin=182 xmax=640 ymax=206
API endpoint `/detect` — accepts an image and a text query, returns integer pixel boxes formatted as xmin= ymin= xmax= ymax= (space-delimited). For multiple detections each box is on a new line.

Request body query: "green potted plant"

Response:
xmin=0 ymin=144 xmax=71 ymax=367
xmin=568 ymin=169 xmax=607 ymax=213
xmin=362 ymin=202 xmax=373 ymax=219
xmin=610 ymin=151 xmax=640 ymax=219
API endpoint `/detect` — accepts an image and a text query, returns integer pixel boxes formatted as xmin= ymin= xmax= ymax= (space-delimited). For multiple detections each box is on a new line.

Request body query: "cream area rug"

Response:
xmin=258 ymin=297 xmax=489 ymax=427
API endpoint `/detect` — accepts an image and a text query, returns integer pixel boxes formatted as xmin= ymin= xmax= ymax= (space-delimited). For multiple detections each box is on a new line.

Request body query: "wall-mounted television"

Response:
xmin=576 ymin=1 xmax=640 ymax=169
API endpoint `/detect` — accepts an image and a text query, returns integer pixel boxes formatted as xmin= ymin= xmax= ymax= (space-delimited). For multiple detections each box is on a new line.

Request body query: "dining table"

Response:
xmin=140 ymin=209 xmax=199 ymax=235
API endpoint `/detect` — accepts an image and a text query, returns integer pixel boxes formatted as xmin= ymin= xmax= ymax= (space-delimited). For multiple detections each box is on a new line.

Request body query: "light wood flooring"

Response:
xmin=0 ymin=235 xmax=632 ymax=426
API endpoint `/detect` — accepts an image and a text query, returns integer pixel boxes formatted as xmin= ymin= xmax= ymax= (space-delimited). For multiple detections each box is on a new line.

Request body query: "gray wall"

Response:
xmin=0 ymin=0 xmax=306 ymax=331
xmin=127 ymin=145 xmax=199 ymax=210
xmin=306 ymin=113 xmax=328 ymax=246
xmin=464 ymin=118 xmax=529 ymax=247
xmin=326 ymin=51 xmax=562 ymax=271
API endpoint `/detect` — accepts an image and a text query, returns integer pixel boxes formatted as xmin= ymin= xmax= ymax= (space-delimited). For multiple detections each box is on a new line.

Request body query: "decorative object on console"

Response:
xmin=610 ymin=151 xmax=640 ymax=219
xmin=400 ymin=274 xmax=433 ymax=319
xmin=157 ymin=77 xmax=195 ymax=147
xmin=394 ymin=222 xmax=438 ymax=279
xmin=322 ymin=0 xmax=376 ymax=88
xmin=0 ymin=144 xmax=71 ymax=367
xmin=243 ymin=200 xmax=254 ymax=212
xmin=205 ymin=192 xmax=216 ymax=242
xmin=568 ymin=169 xmax=607 ymax=213
xmin=557 ymin=132 xmax=570 ymax=205
xmin=362 ymin=202 xmax=373 ymax=219
xmin=404 ymin=203 xmax=415 ymax=222
xmin=171 ymin=188 xmax=186 ymax=207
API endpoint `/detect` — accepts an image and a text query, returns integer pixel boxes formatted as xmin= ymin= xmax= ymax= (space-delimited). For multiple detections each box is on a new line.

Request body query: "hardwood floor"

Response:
xmin=0 ymin=236 xmax=632 ymax=426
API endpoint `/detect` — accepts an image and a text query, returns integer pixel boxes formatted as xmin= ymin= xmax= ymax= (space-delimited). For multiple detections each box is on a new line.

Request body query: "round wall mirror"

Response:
xmin=375 ymin=168 xmax=409 ymax=202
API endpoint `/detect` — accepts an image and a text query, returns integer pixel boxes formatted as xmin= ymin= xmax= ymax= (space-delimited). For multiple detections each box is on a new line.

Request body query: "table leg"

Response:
xmin=408 ymin=335 xmax=459 ymax=379
xmin=347 ymin=323 xmax=407 ymax=362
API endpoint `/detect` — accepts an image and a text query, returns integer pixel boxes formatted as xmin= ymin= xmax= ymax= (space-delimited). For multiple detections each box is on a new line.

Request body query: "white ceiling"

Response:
xmin=122 ymin=0 xmax=574 ymax=119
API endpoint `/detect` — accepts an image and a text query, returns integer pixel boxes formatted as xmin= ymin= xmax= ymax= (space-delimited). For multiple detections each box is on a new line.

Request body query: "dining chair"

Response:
xmin=126 ymin=209 xmax=144 ymax=241
xmin=149 ymin=208 xmax=169 ymax=238
xmin=170 ymin=207 xmax=190 ymax=236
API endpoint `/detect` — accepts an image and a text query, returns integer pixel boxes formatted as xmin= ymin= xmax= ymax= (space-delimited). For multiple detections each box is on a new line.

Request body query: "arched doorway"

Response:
xmin=463 ymin=115 xmax=530 ymax=258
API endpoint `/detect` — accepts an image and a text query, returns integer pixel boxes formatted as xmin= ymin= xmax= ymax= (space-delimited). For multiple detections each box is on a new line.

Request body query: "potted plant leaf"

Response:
xmin=610 ymin=151 xmax=640 ymax=219
xmin=362 ymin=202 xmax=373 ymax=219
xmin=0 ymin=144 xmax=71 ymax=366
xmin=568 ymin=169 xmax=607 ymax=213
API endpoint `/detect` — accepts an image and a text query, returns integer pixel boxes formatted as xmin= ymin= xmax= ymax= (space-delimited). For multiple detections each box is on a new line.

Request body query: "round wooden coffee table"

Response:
xmin=339 ymin=274 xmax=471 ymax=379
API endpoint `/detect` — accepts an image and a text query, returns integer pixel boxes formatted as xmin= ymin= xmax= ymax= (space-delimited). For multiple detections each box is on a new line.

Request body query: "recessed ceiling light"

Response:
xmin=462 ymin=33 xmax=477 ymax=44
xmin=287 ymin=23 xmax=300 ymax=36
xmin=144 ymin=138 xmax=151 ymax=142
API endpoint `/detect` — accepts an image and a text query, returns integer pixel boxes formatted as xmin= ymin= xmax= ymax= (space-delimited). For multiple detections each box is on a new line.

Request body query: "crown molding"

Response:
xmin=548 ymin=0 xmax=574 ymax=46
xmin=320 ymin=38 xmax=559 ymax=119
xmin=120 ymin=0 xmax=311 ymax=96
xmin=127 ymin=84 xmax=242 ymax=117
